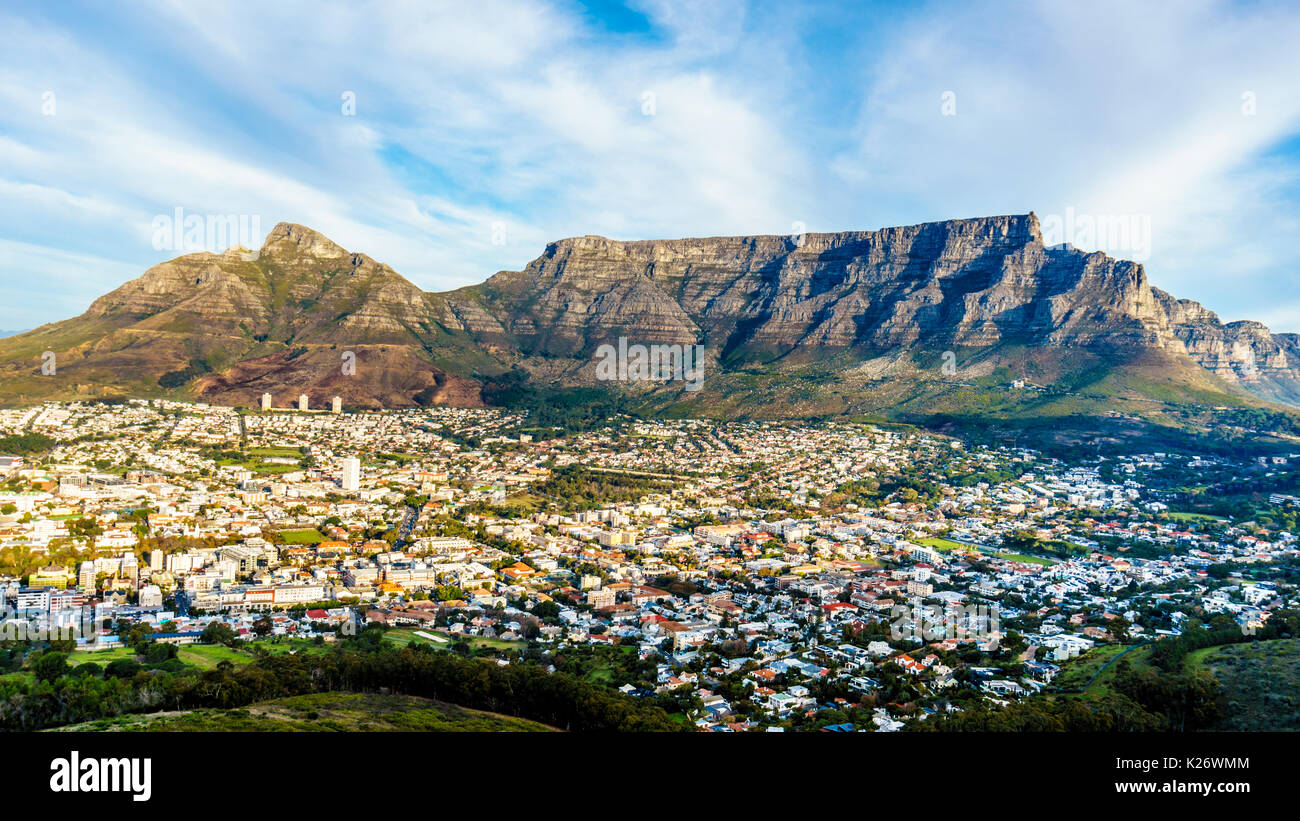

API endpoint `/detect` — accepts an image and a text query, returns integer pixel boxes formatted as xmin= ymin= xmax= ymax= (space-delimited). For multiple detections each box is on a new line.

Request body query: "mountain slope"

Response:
xmin=2 ymin=215 xmax=1299 ymax=446
xmin=0 ymin=223 xmax=490 ymax=408
xmin=454 ymin=214 xmax=1297 ymax=385
xmin=443 ymin=215 xmax=1300 ymax=449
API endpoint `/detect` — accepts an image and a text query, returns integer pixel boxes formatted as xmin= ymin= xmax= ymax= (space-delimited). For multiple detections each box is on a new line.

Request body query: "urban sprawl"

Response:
xmin=1 ymin=398 xmax=1296 ymax=731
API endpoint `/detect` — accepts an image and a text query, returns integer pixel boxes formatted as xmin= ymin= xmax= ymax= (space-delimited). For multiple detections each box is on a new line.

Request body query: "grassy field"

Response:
xmin=990 ymin=551 xmax=1055 ymax=566
xmin=580 ymin=645 xmax=637 ymax=686
xmin=215 ymin=456 xmax=304 ymax=475
xmin=247 ymin=447 xmax=305 ymax=458
xmin=69 ymin=646 xmax=138 ymax=666
xmin=1084 ymin=643 xmax=1156 ymax=696
xmin=915 ymin=536 xmax=1055 ymax=565
xmin=280 ymin=528 xmax=326 ymax=544
xmin=384 ymin=627 xmax=522 ymax=652
xmin=249 ymin=638 xmax=332 ymax=656
xmin=47 ymin=692 xmax=558 ymax=732
xmin=213 ymin=446 xmax=306 ymax=475
xmin=249 ymin=463 xmax=304 ymax=475
xmin=67 ymin=639 xmax=330 ymax=672
xmin=498 ymin=493 xmax=543 ymax=511
xmin=176 ymin=644 xmax=254 ymax=668
xmin=916 ymin=537 xmax=967 ymax=552
xmin=1165 ymin=511 xmax=1229 ymax=524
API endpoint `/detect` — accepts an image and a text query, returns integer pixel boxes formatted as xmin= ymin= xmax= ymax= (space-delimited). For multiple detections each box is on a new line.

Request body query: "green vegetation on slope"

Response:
xmin=481 ymin=369 xmax=634 ymax=434
xmin=49 ymin=692 xmax=556 ymax=733
xmin=1187 ymin=639 xmax=1300 ymax=731
xmin=0 ymin=627 xmax=684 ymax=732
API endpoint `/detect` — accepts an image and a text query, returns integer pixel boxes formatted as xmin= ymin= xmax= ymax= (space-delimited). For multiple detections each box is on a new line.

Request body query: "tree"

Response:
xmin=1113 ymin=667 xmax=1222 ymax=732
xmin=68 ymin=517 xmax=104 ymax=540
xmin=144 ymin=642 xmax=178 ymax=663
xmin=532 ymin=600 xmax=561 ymax=620
xmin=32 ymin=651 xmax=70 ymax=682
xmin=72 ymin=662 xmax=103 ymax=679
xmin=435 ymin=585 xmax=467 ymax=602
xmin=202 ymin=622 xmax=238 ymax=646
xmin=124 ymin=622 xmax=155 ymax=648
xmin=105 ymin=658 xmax=142 ymax=678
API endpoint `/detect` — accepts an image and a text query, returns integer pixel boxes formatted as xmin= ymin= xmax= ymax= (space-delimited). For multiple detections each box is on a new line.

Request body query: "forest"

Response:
xmin=0 ymin=627 xmax=685 ymax=732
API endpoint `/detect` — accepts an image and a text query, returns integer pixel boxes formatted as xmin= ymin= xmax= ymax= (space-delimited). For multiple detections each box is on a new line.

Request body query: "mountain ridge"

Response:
xmin=2 ymin=215 xmax=1299 ymax=440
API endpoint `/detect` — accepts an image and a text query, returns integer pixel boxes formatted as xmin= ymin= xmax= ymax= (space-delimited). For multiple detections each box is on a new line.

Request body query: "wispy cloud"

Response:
xmin=0 ymin=0 xmax=1298 ymax=333
xmin=830 ymin=0 xmax=1300 ymax=325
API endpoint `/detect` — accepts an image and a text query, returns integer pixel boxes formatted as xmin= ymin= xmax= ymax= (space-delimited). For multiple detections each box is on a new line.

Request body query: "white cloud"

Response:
xmin=832 ymin=0 xmax=1300 ymax=328
xmin=1 ymin=0 xmax=1299 ymax=333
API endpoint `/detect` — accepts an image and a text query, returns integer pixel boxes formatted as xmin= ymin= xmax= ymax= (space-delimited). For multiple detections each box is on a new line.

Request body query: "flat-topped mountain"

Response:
xmin=445 ymin=214 xmax=1300 ymax=405
xmin=2 ymin=214 xmax=1299 ymax=448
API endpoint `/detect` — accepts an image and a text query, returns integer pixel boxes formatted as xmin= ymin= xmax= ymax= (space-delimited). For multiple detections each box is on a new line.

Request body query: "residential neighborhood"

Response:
xmin=1 ymin=400 xmax=1297 ymax=731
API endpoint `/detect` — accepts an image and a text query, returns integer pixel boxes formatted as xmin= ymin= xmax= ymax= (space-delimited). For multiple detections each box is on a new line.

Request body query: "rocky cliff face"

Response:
xmin=2 ymin=214 xmax=1298 ymax=412
xmin=87 ymin=222 xmax=462 ymax=347
xmin=1151 ymin=289 xmax=1300 ymax=404
xmin=458 ymin=214 xmax=1167 ymax=354
xmin=451 ymin=213 xmax=1300 ymax=404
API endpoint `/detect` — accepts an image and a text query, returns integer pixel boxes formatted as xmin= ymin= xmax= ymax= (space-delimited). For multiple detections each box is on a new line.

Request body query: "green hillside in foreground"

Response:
xmin=46 ymin=692 xmax=559 ymax=732
xmin=1055 ymin=637 xmax=1300 ymax=731
xmin=1187 ymin=639 xmax=1300 ymax=731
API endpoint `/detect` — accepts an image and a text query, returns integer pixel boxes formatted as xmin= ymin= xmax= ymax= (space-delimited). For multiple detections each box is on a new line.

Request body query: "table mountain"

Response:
xmin=3 ymin=215 xmax=1299 ymax=441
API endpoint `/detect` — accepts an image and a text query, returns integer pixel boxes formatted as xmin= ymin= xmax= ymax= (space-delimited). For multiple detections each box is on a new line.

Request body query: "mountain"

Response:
xmin=452 ymin=214 xmax=1300 ymax=395
xmin=0 ymin=223 xmax=487 ymax=408
xmin=3 ymin=214 xmax=1299 ymax=449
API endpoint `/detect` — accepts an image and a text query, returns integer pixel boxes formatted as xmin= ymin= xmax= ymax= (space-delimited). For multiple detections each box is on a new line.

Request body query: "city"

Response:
xmin=2 ymin=398 xmax=1295 ymax=732
xmin=3 ymin=0 xmax=1297 ymax=802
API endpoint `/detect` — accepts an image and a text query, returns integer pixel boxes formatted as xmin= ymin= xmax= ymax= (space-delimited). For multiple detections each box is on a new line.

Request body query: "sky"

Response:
xmin=1 ymin=0 xmax=1299 ymax=332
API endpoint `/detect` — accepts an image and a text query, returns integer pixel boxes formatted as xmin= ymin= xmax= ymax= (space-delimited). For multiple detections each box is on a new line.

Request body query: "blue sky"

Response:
xmin=2 ymin=0 xmax=1299 ymax=332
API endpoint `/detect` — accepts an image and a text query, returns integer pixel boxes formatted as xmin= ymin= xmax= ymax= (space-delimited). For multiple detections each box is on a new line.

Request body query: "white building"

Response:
xmin=341 ymin=457 xmax=361 ymax=492
xmin=138 ymin=584 xmax=163 ymax=608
